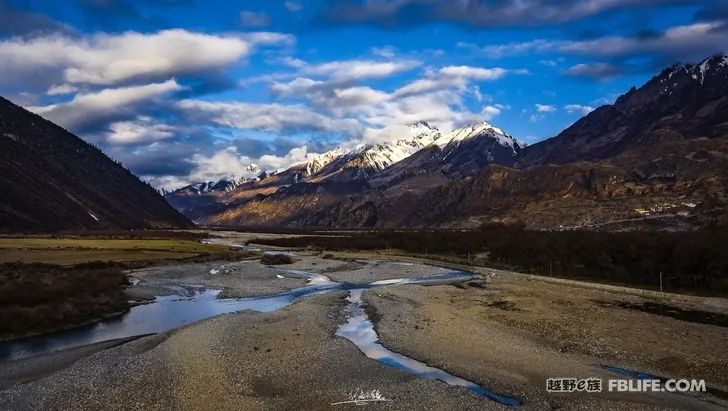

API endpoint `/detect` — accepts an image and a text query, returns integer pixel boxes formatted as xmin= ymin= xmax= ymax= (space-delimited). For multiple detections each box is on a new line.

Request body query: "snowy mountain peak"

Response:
xmin=406 ymin=120 xmax=437 ymax=133
xmin=301 ymin=146 xmax=347 ymax=175
xmin=395 ymin=121 xmax=441 ymax=149
xmin=433 ymin=120 xmax=524 ymax=152
xmin=662 ymin=53 xmax=728 ymax=87
xmin=180 ymin=177 xmax=244 ymax=195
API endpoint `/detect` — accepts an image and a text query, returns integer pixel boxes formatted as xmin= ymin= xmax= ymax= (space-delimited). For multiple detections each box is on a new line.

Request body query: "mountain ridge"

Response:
xmin=0 ymin=96 xmax=193 ymax=233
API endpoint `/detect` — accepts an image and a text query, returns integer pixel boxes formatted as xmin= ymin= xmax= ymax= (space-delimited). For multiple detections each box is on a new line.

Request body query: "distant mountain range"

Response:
xmin=166 ymin=54 xmax=728 ymax=230
xmin=166 ymin=120 xmax=526 ymax=227
xmin=0 ymin=97 xmax=192 ymax=233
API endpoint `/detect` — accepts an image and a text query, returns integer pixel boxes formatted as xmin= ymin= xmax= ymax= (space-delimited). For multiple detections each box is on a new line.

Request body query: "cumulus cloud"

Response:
xmin=359 ymin=90 xmax=483 ymax=142
xmin=271 ymin=77 xmax=390 ymax=113
xmin=535 ymin=104 xmax=556 ymax=113
xmin=481 ymin=105 xmax=502 ymax=120
xmin=186 ymin=144 xmax=315 ymax=183
xmin=106 ymin=116 xmax=176 ymax=145
xmin=268 ymin=61 xmax=512 ymax=146
xmin=28 ymin=79 xmax=183 ymax=130
xmin=188 ymin=146 xmax=252 ymax=182
xmin=395 ymin=65 xmax=507 ymax=97
xmin=0 ymin=29 xmax=291 ymax=89
xmin=564 ymin=104 xmax=595 ymax=115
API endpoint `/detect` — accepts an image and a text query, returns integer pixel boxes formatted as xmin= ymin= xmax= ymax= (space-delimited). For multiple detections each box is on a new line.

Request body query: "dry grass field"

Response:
xmin=0 ymin=237 xmax=232 ymax=265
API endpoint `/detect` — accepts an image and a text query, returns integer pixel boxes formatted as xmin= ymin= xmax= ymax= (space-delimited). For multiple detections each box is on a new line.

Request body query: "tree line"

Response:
xmin=252 ymin=225 xmax=728 ymax=295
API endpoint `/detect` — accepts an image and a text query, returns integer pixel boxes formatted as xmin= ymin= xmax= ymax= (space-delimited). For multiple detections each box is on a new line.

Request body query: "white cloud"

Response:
xmin=395 ymin=65 xmax=507 ymax=97
xmin=189 ymin=147 xmax=251 ymax=182
xmin=46 ymin=84 xmax=78 ymax=96
xmin=559 ymin=22 xmax=725 ymax=57
xmin=258 ymin=145 xmax=310 ymax=171
xmin=333 ymin=86 xmax=390 ymax=107
xmin=284 ymin=1 xmax=303 ymax=12
xmin=539 ymin=59 xmax=559 ymax=67
xmin=0 ymin=29 xmax=290 ymax=88
xmin=480 ymin=39 xmax=560 ymax=58
xmin=240 ymin=11 xmax=272 ymax=27
xmin=271 ymin=77 xmax=390 ymax=113
xmin=176 ymin=99 xmax=362 ymax=136
xmin=302 ymin=59 xmax=421 ymax=81
xmin=359 ymin=90 xmax=482 ymax=142
xmin=535 ymin=104 xmax=556 ymax=113
xmin=564 ymin=104 xmax=595 ymax=115
xmin=439 ymin=65 xmax=508 ymax=80
xmin=481 ymin=105 xmax=502 ymax=120
xmin=187 ymin=145 xmax=313 ymax=183
xmin=29 ymin=79 xmax=183 ymax=130
xmin=278 ymin=56 xmax=308 ymax=68
xmin=106 ymin=116 xmax=176 ymax=145
xmin=371 ymin=45 xmax=396 ymax=59
xmin=468 ymin=21 xmax=728 ymax=62
xmin=241 ymin=32 xmax=295 ymax=46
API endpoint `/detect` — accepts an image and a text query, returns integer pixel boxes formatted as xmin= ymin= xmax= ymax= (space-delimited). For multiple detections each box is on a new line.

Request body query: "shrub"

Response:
xmin=0 ymin=262 xmax=129 ymax=338
xmin=260 ymin=253 xmax=293 ymax=265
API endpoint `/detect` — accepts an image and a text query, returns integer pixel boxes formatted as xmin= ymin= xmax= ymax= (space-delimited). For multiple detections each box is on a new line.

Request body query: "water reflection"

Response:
xmin=0 ymin=276 xmax=340 ymax=361
xmin=337 ymin=289 xmax=521 ymax=407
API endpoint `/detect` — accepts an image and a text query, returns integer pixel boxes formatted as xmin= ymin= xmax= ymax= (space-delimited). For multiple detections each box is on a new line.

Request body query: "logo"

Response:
xmin=547 ymin=378 xmax=603 ymax=393
xmin=331 ymin=388 xmax=392 ymax=406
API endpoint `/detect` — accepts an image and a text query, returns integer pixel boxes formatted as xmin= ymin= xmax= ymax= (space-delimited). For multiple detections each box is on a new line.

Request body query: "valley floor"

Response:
xmin=0 ymin=233 xmax=726 ymax=410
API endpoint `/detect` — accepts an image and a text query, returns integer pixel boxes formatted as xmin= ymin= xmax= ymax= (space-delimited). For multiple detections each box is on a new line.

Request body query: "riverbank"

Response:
xmin=1 ymin=247 xmax=726 ymax=409
xmin=0 ymin=292 xmax=496 ymax=410
xmin=363 ymin=279 xmax=727 ymax=410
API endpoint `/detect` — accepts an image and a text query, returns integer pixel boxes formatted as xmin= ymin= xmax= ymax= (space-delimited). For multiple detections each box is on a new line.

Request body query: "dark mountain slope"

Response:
xmin=0 ymin=96 xmax=193 ymax=232
xmin=298 ymin=137 xmax=728 ymax=230
xmin=518 ymin=54 xmax=728 ymax=166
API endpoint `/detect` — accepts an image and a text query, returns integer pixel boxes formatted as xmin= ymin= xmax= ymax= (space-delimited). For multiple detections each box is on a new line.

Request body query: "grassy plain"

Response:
xmin=0 ymin=237 xmax=232 ymax=265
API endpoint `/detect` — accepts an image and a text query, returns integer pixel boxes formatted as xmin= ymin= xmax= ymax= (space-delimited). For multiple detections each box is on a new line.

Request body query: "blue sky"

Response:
xmin=1 ymin=0 xmax=727 ymax=188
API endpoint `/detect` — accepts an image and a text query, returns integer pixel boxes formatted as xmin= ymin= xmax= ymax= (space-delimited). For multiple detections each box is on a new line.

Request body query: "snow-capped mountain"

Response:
xmin=165 ymin=118 xmax=521 ymax=225
xmin=301 ymin=147 xmax=347 ymax=176
xmin=176 ymin=177 xmax=248 ymax=196
xmin=435 ymin=121 xmax=526 ymax=175
xmin=434 ymin=121 xmax=523 ymax=152
xmin=664 ymin=53 xmax=728 ymax=87
xmin=308 ymin=121 xmax=441 ymax=182
xmin=370 ymin=120 xmax=525 ymax=187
